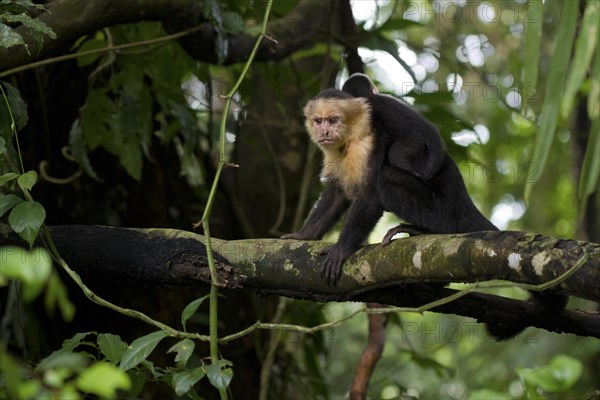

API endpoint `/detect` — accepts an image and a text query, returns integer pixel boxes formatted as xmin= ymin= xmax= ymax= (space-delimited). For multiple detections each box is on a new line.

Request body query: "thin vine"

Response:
xmin=198 ymin=1 xmax=274 ymax=398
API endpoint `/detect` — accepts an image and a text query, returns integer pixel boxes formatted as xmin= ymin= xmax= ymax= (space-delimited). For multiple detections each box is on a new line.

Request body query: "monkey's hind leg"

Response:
xmin=381 ymin=224 xmax=430 ymax=246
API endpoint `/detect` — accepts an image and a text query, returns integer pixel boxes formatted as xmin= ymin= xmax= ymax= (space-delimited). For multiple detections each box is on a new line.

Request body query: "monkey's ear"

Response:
xmin=303 ymin=100 xmax=316 ymax=118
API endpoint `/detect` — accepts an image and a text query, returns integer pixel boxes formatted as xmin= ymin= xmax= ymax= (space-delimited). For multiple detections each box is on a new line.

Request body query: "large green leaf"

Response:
xmin=8 ymin=200 xmax=46 ymax=248
xmin=0 ymin=81 xmax=28 ymax=139
xmin=522 ymin=0 xmax=542 ymax=110
xmin=206 ymin=359 xmax=233 ymax=391
xmin=0 ymin=247 xmax=51 ymax=302
xmin=589 ymin=30 xmax=600 ymax=120
xmin=76 ymin=362 xmax=131 ymax=399
xmin=167 ymin=339 xmax=195 ymax=367
xmin=181 ymin=294 xmax=210 ymax=331
xmin=171 ymin=366 xmax=205 ymax=396
xmin=1 ymin=12 xmax=56 ymax=46
xmin=98 ymin=333 xmax=128 ymax=364
xmin=517 ymin=355 xmax=583 ymax=393
xmin=44 ymin=272 xmax=76 ymax=322
xmin=561 ymin=0 xmax=599 ymax=118
xmin=524 ymin=1 xmax=579 ymax=202
xmin=76 ymin=33 xmax=107 ymax=67
xmin=68 ymin=119 xmax=100 ymax=181
xmin=0 ymin=193 xmax=23 ymax=217
xmin=0 ymin=172 xmax=18 ymax=186
xmin=17 ymin=170 xmax=37 ymax=191
xmin=36 ymin=332 xmax=94 ymax=371
xmin=0 ymin=22 xmax=26 ymax=51
xmin=578 ymin=116 xmax=599 ymax=208
xmin=119 ymin=331 xmax=168 ymax=371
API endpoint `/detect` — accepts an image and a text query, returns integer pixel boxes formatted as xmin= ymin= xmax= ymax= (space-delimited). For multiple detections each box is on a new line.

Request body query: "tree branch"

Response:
xmin=19 ymin=225 xmax=598 ymax=338
xmin=0 ymin=0 xmax=332 ymax=73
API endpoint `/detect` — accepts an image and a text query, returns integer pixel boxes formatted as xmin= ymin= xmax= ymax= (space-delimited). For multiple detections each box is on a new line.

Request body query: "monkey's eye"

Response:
xmin=314 ymin=118 xmax=323 ymax=124
xmin=328 ymin=117 xmax=339 ymax=125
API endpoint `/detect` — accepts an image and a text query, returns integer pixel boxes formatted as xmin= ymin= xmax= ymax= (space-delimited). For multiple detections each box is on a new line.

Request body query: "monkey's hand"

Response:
xmin=319 ymin=244 xmax=351 ymax=285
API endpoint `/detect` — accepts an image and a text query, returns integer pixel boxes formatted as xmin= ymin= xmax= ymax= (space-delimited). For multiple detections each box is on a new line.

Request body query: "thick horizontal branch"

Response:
xmin=24 ymin=225 xmax=599 ymax=338
xmin=0 ymin=0 xmax=331 ymax=73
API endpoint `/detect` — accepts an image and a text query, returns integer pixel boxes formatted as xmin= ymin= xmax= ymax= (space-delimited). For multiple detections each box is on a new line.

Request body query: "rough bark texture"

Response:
xmin=10 ymin=225 xmax=598 ymax=338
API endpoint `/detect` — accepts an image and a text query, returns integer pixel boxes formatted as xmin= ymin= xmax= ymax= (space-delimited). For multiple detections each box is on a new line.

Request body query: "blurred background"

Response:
xmin=1 ymin=0 xmax=598 ymax=398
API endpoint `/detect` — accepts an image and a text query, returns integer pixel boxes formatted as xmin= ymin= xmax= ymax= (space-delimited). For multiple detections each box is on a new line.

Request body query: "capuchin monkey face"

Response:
xmin=304 ymin=99 xmax=351 ymax=148
xmin=312 ymin=115 xmax=340 ymax=145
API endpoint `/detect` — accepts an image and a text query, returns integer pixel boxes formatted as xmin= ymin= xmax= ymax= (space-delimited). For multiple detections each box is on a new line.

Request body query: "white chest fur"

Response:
xmin=321 ymin=134 xmax=373 ymax=198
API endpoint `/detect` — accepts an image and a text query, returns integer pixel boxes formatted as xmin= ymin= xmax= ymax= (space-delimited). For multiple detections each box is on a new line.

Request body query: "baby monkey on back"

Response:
xmin=282 ymin=73 xmax=497 ymax=285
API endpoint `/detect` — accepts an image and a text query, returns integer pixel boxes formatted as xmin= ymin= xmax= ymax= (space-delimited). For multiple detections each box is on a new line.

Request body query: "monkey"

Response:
xmin=282 ymin=75 xmax=496 ymax=286
xmin=283 ymin=73 xmax=567 ymax=339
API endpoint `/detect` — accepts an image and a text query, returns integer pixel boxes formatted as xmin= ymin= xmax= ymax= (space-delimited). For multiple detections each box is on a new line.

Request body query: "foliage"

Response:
xmin=0 ymin=329 xmax=236 ymax=399
xmin=0 ymin=0 xmax=55 ymax=54
xmin=0 ymin=0 xmax=598 ymax=398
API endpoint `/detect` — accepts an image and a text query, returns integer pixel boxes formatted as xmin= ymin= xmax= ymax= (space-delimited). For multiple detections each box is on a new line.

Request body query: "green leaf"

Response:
xmin=119 ymin=138 xmax=142 ymax=180
xmin=171 ymin=366 xmax=206 ymax=396
xmin=0 ymin=172 xmax=18 ymax=186
xmin=578 ymin=116 xmax=600 ymax=213
xmin=76 ymin=34 xmax=106 ymax=67
xmin=1 ymin=13 xmax=56 ymax=46
xmin=98 ymin=334 xmax=128 ymax=364
xmin=222 ymin=11 xmax=244 ymax=34
xmin=167 ymin=339 xmax=195 ymax=367
xmin=80 ymin=89 xmax=116 ymax=151
xmin=61 ymin=332 xmax=94 ymax=353
xmin=127 ymin=370 xmax=146 ymax=398
xmin=8 ymin=200 xmax=46 ymax=248
xmin=0 ymin=81 xmax=29 ymax=139
xmin=0 ymin=22 xmax=27 ymax=51
xmin=561 ymin=1 xmax=599 ymax=118
xmin=37 ymin=352 xmax=87 ymax=372
xmin=0 ymin=194 xmax=23 ymax=217
xmin=44 ymin=272 xmax=76 ymax=321
xmin=517 ymin=355 xmax=583 ymax=393
xmin=17 ymin=170 xmax=37 ymax=191
xmin=206 ymin=360 xmax=233 ymax=391
xmin=68 ymin=119 xmax=100 ymax=181
xmin=119 ymin=331 xmax=168 ymax=371
xmin=36 ymin=332 xmax=95 ymax=371
xmin=181 ymin=294 xmax=210 ymax=331
xmin=76 ymin=362 xmax=131 ymax=399
xmin=589 ymin=31 xmax=600 ymax=120
xmin=522 ymin=0 xmax=543 ymax=110
xmin=0 ymin=246 xmax=51 ymax=301
xmin=524 ymin=1 xmax=579 ymax=202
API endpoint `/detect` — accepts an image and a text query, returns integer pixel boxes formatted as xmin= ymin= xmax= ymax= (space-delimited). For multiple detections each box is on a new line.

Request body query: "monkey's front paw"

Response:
xmin=320 ymin=246 xmax=348 ymax=285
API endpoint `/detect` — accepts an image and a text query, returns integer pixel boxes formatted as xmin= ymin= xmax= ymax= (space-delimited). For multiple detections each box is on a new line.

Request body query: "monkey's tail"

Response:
xmin=485 ymin=290 xmax=568 ymax=340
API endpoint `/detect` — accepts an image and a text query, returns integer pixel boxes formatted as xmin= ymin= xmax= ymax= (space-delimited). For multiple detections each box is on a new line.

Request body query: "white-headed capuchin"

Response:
xmin=282 ymin=74 xmax=497 ymax=286
xmin=283 ymin=73 xmax=567 ymax=339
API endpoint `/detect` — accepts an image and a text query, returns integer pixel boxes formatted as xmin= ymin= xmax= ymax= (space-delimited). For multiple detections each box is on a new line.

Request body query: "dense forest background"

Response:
xmin=1 ymin=0 xmax=598 ymax=399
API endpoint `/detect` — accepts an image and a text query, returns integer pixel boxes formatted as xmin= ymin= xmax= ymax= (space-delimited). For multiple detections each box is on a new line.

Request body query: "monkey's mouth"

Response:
xmin=318 ymin=139 xmax=336 ymax=145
